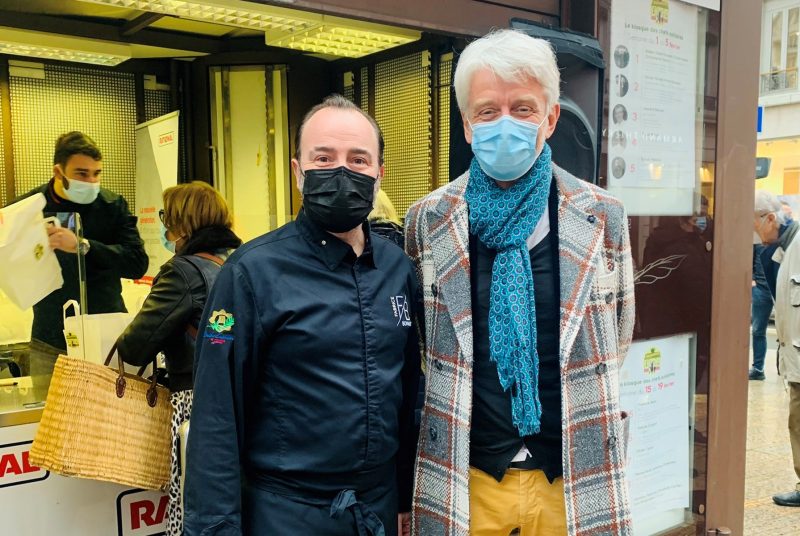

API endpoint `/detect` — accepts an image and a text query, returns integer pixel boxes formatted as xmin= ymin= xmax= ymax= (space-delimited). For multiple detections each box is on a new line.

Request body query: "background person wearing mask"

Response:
xmin=184 ymin=95 xmax=420 ymax=536
xmin=10 ymin=132 xmax=147 ymax=382
xmin=115 ymin=181 xmax=241 ymax=536
xmin=753 ymin=189 xmax=800 ymax=507
xmin=406 ymin=29 xmax=635 ymax=536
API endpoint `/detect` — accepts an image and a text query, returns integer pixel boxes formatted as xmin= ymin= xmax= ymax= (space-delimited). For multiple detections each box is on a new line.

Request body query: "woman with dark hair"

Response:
xmin=116 ymin=180 xmax=241 ymax=536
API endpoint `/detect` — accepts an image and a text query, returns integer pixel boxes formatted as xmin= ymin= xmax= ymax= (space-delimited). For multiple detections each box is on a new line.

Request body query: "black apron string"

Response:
xmin=329 ymin=489 xmax=385 ymax=536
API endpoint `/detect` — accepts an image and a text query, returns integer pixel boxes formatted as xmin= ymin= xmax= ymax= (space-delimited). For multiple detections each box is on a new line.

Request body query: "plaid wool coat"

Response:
xmin=405 ymin=165 xmax=635 ymax=536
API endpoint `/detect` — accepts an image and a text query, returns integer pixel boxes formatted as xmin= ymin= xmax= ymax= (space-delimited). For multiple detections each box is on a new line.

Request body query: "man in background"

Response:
xmin=12 ymin=131 xmax=147 ymax=365
xmin=750 ymin=243 xmax=773 ymax=380
xmin=754 ymin=190 xmax=800 ymax=507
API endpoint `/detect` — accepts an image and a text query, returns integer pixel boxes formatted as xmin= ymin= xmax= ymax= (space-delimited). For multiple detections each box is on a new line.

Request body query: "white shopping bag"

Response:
xmin=0 ymin=193 xmax=63 ymax=310
xmin=62 ymin=300 xmax=143 ymax=375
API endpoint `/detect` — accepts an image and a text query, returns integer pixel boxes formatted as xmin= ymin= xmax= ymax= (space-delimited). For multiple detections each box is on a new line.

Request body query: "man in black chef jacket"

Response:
xmin=184 ymin=95 xmax=420 ymax=536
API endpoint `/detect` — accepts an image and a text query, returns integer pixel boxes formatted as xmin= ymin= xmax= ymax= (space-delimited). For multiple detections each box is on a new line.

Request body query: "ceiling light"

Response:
xmin=76 ymin=0 xmax=321 ymax=33
xmin=77 ymin=0 xmax=420 ymax=58
xmin=267 ymin=24 xmax=418 ymax=58
xmin=0 ymin=27 xmax=131 ymax=66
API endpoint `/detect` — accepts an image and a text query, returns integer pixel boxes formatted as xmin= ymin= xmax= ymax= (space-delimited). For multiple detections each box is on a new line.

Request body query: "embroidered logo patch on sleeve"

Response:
xmin=204 ymin=309 xmax=235 ymax=344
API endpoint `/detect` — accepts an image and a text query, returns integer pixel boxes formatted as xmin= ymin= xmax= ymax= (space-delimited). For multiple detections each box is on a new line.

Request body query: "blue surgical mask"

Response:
xmin=695 ymin=216 xmax=707 ymax=232
xmin=160 ymin=223 xmax=176 ymax=254
xmin=62 ymin=177 xmax=101 ymax=204
xmin=469 ymin=114 xmax=547 ymax=181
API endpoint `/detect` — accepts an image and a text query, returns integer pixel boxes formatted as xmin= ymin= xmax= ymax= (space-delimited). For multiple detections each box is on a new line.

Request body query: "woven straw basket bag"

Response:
xmin=29 ymin=347 xmax=172 ymax=491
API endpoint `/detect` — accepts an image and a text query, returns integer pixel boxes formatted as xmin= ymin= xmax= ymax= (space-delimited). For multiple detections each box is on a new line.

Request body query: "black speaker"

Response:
xmin=448 ymin=21 xmax=605 ymax=184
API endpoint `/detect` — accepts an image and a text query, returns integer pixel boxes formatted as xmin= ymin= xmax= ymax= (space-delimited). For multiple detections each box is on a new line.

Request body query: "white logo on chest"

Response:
xmin=390 ymin=295 xmax=412 ymax=327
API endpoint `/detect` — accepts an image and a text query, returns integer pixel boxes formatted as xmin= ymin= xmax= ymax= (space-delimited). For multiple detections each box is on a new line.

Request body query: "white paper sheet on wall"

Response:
xmin=619 ymin=334 xmax=692 ymax=535
xmin=607 ymin=0 xmax=700 ymax=215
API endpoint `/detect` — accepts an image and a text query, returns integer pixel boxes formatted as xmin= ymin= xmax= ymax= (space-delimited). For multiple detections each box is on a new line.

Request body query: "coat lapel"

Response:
xmin=426 ymin=175 xmax=474 ymax=364
xmin=555 ymin=167 xmax=604 ymax=368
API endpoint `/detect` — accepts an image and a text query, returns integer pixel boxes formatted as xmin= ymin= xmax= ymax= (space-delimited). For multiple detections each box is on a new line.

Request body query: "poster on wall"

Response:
xmin=607 ymin=0 xmax=699 ymax=215
xmin=619 ymin=334 xmax=691 ymax=535
xmin=135 ymin=111 xmax=179 ymax=282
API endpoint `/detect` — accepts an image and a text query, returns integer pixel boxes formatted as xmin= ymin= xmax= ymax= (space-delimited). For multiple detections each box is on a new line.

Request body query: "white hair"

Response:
xmin=755 ymin=189 xmax=787 ymax=224
xmin=453 ymin=29 xmax=560 ymax=113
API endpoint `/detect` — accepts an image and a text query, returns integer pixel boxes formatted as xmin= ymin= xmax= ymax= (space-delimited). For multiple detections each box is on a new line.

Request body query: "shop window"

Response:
xmin=0 ymin=96 xmax=6 ymax=207
xmin=784 ymin=167 xmax=800 ymax=194
xmin=374 ymin=51 xmax=432 ymax=216
xmin=762 ymin=6 xmax=800 ymax=94
xmin=436 ymin=53 xmax=453 ymax=190
xmin=8 ymin=63 xmax=137 ymax=209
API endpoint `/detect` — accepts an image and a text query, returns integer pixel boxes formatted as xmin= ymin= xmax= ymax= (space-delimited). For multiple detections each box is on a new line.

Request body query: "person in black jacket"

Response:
xmin=10 ymin=132 xmax=147 ymax=396
xmin=116 ymin=181 xmax=241 ymax=536
xmin=184 ymin=95 xmax=420 ymax=536
xmin=369 ymin=189 xmax=404 ymax=248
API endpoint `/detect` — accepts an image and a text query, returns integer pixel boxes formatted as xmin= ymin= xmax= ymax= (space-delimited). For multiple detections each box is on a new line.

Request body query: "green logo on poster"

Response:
xmin=651 ymin=0 xmax=669 ymax=25
xmin=643 ymin=347 xmax=662 ymax=375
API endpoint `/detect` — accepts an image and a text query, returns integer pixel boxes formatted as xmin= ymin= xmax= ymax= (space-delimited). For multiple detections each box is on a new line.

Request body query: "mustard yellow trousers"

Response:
xmin=469 ymin=466 xmax=567 ymax=536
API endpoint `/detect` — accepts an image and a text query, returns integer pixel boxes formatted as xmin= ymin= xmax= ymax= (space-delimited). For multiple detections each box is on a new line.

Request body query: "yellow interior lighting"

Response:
xmin=266 ymin=23 xmax=418 ymax=58
xmin=0 ymin=27 xmax=131 ymax=66
xmin=76 ymin=0 xmax=420 ymax=58
xmin=76 ymin=0 xmax=322 ymax=33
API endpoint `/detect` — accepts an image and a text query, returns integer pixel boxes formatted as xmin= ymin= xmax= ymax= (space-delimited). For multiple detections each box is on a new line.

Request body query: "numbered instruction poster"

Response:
xmin=619 ymin=334 xmax=691 ymax=535
xmin=608 ymin=0 xmax=698 ymax=215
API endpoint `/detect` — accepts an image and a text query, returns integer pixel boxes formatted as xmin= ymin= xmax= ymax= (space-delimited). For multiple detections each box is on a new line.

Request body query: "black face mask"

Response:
xmin=302 ymin=166 xmax=376 ymax=233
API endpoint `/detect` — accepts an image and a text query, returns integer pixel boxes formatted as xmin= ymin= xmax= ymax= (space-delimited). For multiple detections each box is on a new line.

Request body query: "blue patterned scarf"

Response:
xmin=464 ymin=143 xmax=553 ymax=436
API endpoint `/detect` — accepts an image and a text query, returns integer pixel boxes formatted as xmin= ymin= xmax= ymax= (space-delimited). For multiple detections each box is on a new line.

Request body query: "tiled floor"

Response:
xmin=744 ymin=337 xmax=800 ymax=535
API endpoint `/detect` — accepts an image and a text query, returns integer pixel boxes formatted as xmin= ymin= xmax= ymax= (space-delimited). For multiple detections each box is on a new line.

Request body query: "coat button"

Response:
xmin=595 ymin=363 xmax=607 ymax=375
xmin=605 ymin=292 xmax=614 ymax=304
xmin=429 ymin=426 xmax=438 ymax=442
xmin=587 ymin=215 xmax=596 ymax=224
xmin=431 ymin=284 xmax=438 ymax=297
xmin=607 ymin=435 xmax=617 ymax=448
xmin=434 ymin=359 xmax=443 ymax=371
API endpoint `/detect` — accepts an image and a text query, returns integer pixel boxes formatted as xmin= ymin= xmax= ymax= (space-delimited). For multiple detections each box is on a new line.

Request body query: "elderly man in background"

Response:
xmin=754 ymin=190 xmax=800 ymax=507
xmin=406 ymin=30 xmax=635 ymax=535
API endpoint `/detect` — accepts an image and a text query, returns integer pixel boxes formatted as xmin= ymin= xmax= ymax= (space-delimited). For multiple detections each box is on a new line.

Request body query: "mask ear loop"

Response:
xmin=56 ymin=165 xmax=71 ymax=190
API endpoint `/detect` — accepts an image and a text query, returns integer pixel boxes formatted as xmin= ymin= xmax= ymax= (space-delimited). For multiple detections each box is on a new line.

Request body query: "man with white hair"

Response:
xmin=754 ymin=189 xmax=800 ymax=507
xmin=406 ymin=30 xmax=635 ymax=535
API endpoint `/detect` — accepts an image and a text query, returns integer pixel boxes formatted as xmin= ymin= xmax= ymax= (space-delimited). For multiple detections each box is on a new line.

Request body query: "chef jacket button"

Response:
xmin=605 ymin=292 xmax=614 ymax=304
xmin=595 ymin=363 xmax=607 ymax=375
xmin=587 ymin=215 xmax=596 ymax=224
xmin=429 ymin=427 xmax=438 ymax=442
xmin=607 ymin=435 xmax=617 ymax=448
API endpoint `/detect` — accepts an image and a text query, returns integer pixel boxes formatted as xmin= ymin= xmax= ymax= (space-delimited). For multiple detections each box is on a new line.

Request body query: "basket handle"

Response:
xmin=104 ymin=344 xmax=160 ymax=408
